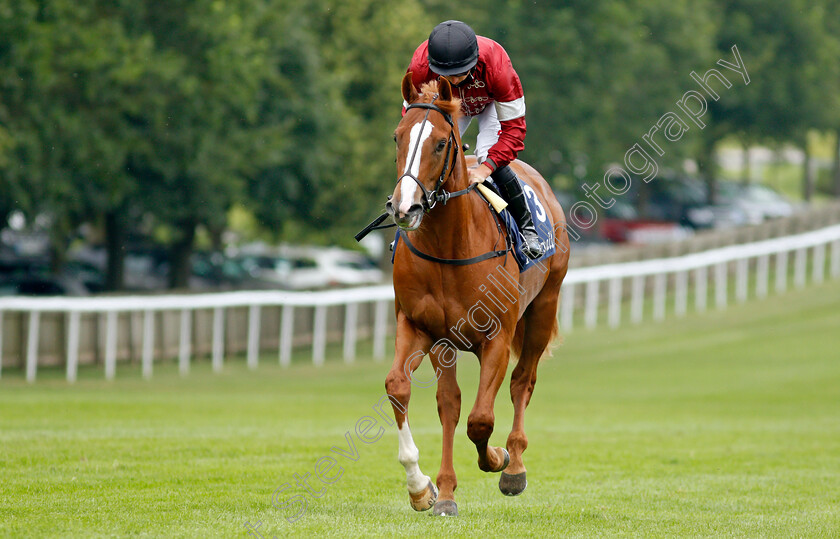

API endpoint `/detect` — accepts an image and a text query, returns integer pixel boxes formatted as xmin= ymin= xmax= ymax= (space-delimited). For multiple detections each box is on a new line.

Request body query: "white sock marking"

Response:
xmin=397 ymin=422 xmax=429 ymax=494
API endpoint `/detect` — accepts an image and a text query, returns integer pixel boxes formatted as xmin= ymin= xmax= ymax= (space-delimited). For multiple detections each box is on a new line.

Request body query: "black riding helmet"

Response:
xmin=427 ymin=20 xmax=479 ymax=76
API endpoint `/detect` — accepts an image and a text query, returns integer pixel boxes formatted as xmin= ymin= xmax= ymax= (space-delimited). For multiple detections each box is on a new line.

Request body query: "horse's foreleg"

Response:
xmin=468 ymin=334 xmax=511 ymax=474
xmin=429 ymin=343 xmax=461 ymax=516
xmin=384 ymin=313 xmax=436 ymax=511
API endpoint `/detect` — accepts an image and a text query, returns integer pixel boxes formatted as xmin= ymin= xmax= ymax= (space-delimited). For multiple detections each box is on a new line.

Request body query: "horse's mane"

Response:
xmin=418 ymin=81 xmax=462 ymax=121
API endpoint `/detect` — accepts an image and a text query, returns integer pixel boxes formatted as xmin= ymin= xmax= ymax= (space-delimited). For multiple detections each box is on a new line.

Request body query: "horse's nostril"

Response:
xmin=408 ymin=204 xmax=423 ymax=215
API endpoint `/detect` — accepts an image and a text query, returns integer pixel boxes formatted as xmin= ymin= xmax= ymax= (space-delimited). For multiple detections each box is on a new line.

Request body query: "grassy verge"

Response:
xmin=2 ymin=279 xmax=839 ymax=537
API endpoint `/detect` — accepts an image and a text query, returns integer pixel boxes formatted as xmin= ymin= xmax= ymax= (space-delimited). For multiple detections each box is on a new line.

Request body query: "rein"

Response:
xmin=398 ymin=230 xmax=508 ymax=266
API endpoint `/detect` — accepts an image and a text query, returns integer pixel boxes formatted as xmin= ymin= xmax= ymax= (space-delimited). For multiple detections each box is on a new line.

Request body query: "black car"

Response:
xmin=0 ymin=274 xmax=89 ymax=296
xmin=635 ymin=175 xmax=712 ymax=228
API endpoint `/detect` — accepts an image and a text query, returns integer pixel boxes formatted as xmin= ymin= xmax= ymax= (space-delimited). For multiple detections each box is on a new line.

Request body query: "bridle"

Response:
xmin=354 ymin=94 xmax=511 ymax=266
xmin=395 ymin=97 xmax=465 ymax=212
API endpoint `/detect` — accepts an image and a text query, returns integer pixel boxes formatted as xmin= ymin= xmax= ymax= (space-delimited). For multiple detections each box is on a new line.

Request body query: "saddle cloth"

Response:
xmin=491 ymin=179 xmax=556 ymax=271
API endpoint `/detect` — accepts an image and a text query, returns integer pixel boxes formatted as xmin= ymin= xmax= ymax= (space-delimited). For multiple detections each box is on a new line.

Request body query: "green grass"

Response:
xmin=2 ymin=280 xmax=840 ymax=537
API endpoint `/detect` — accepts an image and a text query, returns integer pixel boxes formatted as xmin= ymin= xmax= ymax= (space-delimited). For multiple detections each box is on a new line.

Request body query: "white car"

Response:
xmin=242 ymin=247 xmax=384 ymax=290
xmin=716 ymin=182 xmax=794 ymax=225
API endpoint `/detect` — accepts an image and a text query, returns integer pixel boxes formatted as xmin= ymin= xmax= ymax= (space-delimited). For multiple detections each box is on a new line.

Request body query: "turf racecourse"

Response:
xmin=2 ymin=279 xmax=839 ymax=538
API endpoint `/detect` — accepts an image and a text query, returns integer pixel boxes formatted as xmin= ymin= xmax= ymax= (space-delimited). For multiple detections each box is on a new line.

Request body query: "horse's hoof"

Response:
xmin=409 ymin=480 xmax=438 ymax=511
xmin=432 ymin=499 xmax=458 ymax=517
xmin=499 ymin=471 xmax=527 ymax=496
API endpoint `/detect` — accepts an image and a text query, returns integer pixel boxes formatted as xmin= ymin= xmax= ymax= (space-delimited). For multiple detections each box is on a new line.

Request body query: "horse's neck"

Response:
xmin=410 ymin=164 xmax=487 ymax=257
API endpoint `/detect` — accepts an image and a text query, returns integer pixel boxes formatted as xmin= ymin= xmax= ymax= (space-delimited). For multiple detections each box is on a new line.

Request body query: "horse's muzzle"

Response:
xmin=386 ymin=200 xmax=424 ymax=231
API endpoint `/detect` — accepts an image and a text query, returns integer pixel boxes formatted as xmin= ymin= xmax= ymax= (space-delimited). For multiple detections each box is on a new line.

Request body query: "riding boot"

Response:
xmin=491 ymin=165 xmax=545 ymax=259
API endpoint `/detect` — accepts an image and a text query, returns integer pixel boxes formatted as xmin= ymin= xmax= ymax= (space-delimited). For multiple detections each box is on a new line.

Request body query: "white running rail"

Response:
xmin=2 ymin=224 xmax=839 ymax=383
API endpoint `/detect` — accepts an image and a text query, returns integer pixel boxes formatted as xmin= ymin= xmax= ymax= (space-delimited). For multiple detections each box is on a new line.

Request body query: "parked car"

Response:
xmin=273 ymin=247 xmax=385 ymax=290
xmin=714 ymin=181 xmax=794 ymax=225
xmin=237 ymin=254 xmax=292 ymax=287
xmin=123 ymin=249 xmax=169 ymax=290
xmin=599 ymin=174 xmax=758 ymax=243
xmin=0 ymin=274 xmax=89 ymax=296
xmin=63 ymin=259 xmax=107 ymax=293
xmin=0 ymin=255 xmax=90 ymax=296
xmin=637 ymin=175 xmax=718 ymax=229
xmin=598 ymin=175 xmax=702 ymax=243
xmin=0 ymin=256 xmax=50 ymax=279
xmin=601 ymin=202 xmax=694 ymax=244
xmin=189 ymin=251 xmax=252 ymax=290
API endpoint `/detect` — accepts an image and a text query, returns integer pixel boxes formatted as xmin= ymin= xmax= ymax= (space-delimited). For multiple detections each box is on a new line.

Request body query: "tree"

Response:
xmin=704 ymin=0 xmax=840 ymax=202
xmin=392 ymin=1 xmax=717 ymax=187
xmin=820 ymin=0 xmax=840 ymax=198
xmin=0 ymin=0 xmax=161 ymax=281
xmin=1 ymin=0 xmax=305 ymax=288
xmin=123 ymin=0 xmax=282 ymax=287
xmin=241 ymin=1 xmax=433 ymax=247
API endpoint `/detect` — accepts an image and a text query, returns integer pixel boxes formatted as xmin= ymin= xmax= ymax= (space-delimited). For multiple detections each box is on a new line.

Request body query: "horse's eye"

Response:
xmin=436 ymin=140 xmax=446 ymax=152
xmin=393 ymin=134 xmax=397 ymax=143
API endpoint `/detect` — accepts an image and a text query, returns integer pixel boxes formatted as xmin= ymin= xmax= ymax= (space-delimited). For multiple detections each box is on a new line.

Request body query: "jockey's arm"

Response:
xmin=484 ymin=115 xmax=526 ymax=172
xmin=484 ymin=45 xmax=527 ymax=172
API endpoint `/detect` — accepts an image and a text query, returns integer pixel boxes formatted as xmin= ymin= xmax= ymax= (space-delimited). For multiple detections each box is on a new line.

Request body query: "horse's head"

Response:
xmin=386 ymin=74 xmax=461 ymax=230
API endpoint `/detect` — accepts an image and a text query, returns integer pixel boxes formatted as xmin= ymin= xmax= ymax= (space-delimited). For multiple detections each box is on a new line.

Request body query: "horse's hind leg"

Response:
xmin=428 ymin=342 xmax=461 ymax=516
xmin=500 ymin=280 xmax=562 ymax=496
xmin=384 ymin=313 xmax=437 ymax=511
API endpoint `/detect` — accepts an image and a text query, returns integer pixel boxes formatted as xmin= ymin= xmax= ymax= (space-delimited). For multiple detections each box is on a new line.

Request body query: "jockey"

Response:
xmin=404 ymin=20 xmax=544 ymax=259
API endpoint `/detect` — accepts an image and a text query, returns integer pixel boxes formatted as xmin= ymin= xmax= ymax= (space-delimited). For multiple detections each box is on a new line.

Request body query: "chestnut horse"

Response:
xmin=383 ymin=74 xmax=570 ymax=516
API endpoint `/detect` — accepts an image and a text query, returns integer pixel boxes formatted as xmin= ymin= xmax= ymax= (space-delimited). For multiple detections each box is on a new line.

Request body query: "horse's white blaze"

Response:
xmin=397 ymin=422 xmax=429 ymax=493
xmin=398 ymin=121 xmax=433 ymax=215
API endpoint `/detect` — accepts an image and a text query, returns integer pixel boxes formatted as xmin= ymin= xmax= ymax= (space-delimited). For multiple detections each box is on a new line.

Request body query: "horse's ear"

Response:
xmin=402 ymin=72 xmax=419 ymax=104
xmin=438 ymin=76 xmax=453 ymax=102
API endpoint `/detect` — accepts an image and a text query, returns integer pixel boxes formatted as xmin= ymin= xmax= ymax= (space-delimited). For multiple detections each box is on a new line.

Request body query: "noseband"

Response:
xmin=396 ymin=98 xmax=460 ymax=211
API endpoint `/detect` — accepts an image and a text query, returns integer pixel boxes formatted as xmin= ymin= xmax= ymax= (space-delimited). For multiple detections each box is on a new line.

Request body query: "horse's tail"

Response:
xmin=546 ymin=314 xmax=562 ymax=357
xmin=540 ymin=313 xmax=561 ymax=359
xmin=511 ymin=320 xmax=526 ymax=361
